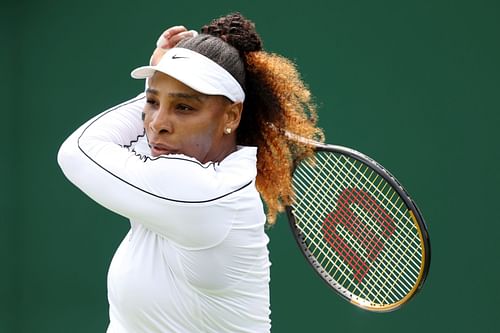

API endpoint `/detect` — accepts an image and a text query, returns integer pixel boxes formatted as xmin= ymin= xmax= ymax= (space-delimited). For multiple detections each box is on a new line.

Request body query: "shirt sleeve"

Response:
xmin=57 ymin=94 xmax=245 ymax=249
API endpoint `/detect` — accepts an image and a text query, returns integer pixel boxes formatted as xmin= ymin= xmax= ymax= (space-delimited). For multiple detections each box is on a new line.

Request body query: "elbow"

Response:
xmin=57 ymin=136 xmax=82 ymax=181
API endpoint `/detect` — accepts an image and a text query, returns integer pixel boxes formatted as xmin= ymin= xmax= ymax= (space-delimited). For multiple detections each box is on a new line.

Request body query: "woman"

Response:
xmin=58 ymin=12 xmax=322 ymax=333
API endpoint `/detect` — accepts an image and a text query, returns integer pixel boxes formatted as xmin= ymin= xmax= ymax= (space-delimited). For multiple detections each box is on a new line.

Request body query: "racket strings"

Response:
xmin=294 ymin=168 xmax=418 ymax=305
xmin=292 ymin=153 xmax=422 ymax=294
xmin=296 ymin=153 xmax=421 ymax=256
xmin=293 ymin=171 xmax=398 ymax=299
xmin=295 ymin=155 xmax=421 ymax=268
xmin=294 ymin=153 xmax=424 ymax=298
xmin=294 ymin=167 xmax=417 ymax=302
xmin=291 ymin=151 xmax=424 ymax=307
xmin=330 ymin=155 xmax=424 ymax=289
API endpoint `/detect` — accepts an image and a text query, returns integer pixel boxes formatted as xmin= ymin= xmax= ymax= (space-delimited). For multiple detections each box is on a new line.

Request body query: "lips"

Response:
xmin=149 ymin=142 xmax=177 ymax=157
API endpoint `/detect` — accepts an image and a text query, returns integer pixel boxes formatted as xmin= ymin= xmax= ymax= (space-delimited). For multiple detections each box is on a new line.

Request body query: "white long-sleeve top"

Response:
xmin=57 ymin=93 xmax=271 ymax=333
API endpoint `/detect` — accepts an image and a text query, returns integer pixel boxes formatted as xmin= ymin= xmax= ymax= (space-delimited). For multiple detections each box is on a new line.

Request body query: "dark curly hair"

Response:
xmin=177 ymin=13 xmax=323 ymax=225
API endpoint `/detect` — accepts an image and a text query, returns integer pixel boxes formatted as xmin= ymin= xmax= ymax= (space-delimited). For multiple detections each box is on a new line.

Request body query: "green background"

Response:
xmin=1 ymin=0 xmax=499 ymax=332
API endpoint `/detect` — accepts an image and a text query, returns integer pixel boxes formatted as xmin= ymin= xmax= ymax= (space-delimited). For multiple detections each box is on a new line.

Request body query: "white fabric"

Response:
xmin=131 ymin=47 xmax=245 ymax=102
xmin=57 ymin=93 xmax=271 ymax=332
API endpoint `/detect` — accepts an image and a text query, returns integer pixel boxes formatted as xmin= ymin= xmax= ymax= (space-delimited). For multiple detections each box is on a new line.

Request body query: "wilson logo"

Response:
xmin=322 ymin=188 xmax=396 ymax=283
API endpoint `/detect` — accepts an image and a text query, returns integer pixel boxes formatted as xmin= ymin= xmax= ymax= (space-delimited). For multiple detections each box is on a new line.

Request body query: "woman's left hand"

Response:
xmin=150 ymin=26 xmax=198 ymax=65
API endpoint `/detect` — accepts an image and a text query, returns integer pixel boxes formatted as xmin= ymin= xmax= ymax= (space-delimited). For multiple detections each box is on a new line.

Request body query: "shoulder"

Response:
xmin=215 ymin=146 xmax=257 ymax=182
xmin=136 ymin=147 xmax=257 ymax=204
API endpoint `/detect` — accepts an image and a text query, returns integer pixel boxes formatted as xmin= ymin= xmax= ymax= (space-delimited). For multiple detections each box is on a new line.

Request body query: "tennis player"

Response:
xmin=58 ymin=12 xmax=322 ymax=332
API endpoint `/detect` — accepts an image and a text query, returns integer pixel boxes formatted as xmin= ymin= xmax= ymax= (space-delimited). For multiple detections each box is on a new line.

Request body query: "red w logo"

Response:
xmin=322 ymin=188 xmax=396 ymax=283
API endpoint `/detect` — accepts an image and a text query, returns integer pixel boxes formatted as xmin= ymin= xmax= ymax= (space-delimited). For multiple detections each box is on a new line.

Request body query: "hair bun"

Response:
xmin=201 ymin=12 xmax=263 ymax=53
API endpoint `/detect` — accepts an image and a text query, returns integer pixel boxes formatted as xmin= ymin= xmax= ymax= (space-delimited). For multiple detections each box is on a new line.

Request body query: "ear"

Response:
xmin=224 ymin=102 xmax=243 ymax=133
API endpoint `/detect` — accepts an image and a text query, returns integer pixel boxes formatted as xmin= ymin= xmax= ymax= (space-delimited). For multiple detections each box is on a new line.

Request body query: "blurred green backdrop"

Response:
xmin=1 ymin=0 xmax=499 ymax=332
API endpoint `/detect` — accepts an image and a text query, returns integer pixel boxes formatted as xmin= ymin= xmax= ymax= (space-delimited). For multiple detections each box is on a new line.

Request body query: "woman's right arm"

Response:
xmin=57 ymin=94 xmax=247 ymax=249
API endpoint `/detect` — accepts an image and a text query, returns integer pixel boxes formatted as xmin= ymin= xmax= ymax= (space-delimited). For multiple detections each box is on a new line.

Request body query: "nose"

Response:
xmin=149 ymin=108 xmax=173 ymax=134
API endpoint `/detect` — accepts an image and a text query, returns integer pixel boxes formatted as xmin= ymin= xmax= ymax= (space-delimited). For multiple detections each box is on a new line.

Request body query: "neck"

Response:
xmin=204 ymin=138 xmax=237 ymax=164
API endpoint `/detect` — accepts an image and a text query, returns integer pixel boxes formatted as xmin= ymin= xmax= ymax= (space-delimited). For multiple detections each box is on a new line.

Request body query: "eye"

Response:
xmin=176 ymin=103 xmax=195 ymax=112
xmin=146 ymin=98 xmax=159 ymax=108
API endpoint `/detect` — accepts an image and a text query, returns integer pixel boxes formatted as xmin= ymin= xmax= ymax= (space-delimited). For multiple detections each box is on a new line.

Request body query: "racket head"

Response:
xmin=286 ymin=142 xmax=431 ymax=312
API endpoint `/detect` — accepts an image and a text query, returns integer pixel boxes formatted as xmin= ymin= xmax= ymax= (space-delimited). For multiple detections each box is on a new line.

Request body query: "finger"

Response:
xmin=167 ymin=30 xmax=198 ymax=47
xmin=149 ymin=47 xmax=167 ymax=66
xmin=163 ymin=25 xmax=187 ymax=39
xmin=156 ymin=25 xmax=187 ymax=49
xmin=157 ymin=29 xmax=198 ymax=50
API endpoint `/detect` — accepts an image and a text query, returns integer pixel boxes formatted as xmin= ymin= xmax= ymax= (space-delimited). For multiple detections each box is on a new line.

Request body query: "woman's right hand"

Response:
xmin=150 ymin=26 xmax=198 ymax=66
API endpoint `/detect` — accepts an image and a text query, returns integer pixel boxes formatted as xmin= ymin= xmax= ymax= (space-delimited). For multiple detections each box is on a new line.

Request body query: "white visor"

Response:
xmin=131 ymin=47 xmax=245 ymax=103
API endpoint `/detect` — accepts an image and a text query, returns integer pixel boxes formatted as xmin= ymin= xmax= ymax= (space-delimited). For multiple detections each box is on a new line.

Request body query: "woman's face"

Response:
xmin=143 ymin=72 xmax=241 ymax=163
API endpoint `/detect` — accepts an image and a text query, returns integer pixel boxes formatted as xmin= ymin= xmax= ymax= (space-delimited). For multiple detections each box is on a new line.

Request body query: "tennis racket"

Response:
xmin=286 ymin=136 xmax=431 ymax=312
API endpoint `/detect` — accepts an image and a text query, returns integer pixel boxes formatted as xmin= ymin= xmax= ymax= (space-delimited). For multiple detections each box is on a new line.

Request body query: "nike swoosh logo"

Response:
xmin=172 ymin=55 xmax=188 ymax=59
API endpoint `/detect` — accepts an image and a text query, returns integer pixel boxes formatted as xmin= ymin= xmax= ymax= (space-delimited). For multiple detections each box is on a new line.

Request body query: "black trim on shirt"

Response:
xmin=77 ymin=95 xmax=253 ymax=203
